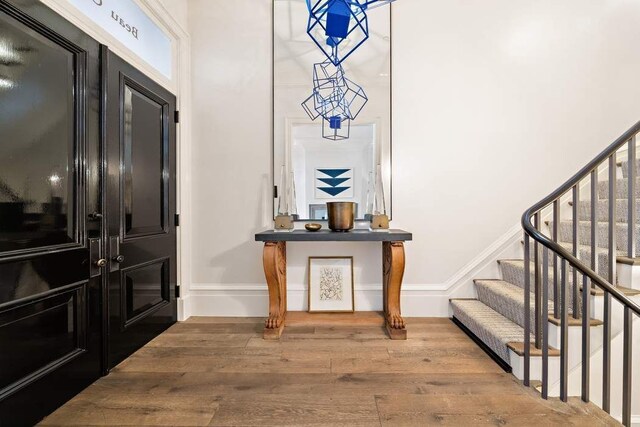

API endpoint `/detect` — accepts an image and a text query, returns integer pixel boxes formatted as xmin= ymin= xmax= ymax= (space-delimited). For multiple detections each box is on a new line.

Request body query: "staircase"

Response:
xmin=451 ymin=123 xmax=640 ymax=426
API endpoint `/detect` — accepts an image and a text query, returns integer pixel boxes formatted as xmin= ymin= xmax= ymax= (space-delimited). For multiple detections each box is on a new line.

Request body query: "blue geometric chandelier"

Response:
xmin=302 ymin=0 xmax=394 ymax=140
xmin=305 ymin=0 xmax=395 ymax=65
xmin=306 ymin=0 xmax=367 ymax=66
xmin=301 ymin=60 xmax=368 ymax=140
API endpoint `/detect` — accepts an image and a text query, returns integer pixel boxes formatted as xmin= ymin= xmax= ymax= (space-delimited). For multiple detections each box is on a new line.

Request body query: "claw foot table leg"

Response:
xmin=263 ymin=241 xmax=287 ymax=339
xmin=383 ymin=241 xmax=407 ymax=340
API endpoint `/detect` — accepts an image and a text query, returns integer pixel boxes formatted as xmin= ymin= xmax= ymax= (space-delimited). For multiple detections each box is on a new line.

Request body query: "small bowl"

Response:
xmin=305 ymin=223 xmax=322 ymax=232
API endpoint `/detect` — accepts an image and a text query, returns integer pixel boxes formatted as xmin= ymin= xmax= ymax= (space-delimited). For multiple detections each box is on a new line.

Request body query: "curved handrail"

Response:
xmin=522 ymin=120 xmax=640 ymax=317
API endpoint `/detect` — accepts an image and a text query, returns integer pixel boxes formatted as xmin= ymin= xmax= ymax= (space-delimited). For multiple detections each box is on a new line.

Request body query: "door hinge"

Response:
xmin=175 ymin=213 xmax=180 ymax=227
xmin=175 ymin=285 xmax=180 ymax=298
xmin=174 ymin=110 xmax=180 ymax=123
xmin=273 ymin=185 xmax=278 ymax=199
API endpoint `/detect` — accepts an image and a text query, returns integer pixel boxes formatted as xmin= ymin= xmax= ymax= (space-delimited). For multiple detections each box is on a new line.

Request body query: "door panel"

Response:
xmin=122 ymin=83 xmax=168 ymax=238
xmin=0 ymin=1 xmax=102 ymax=425
xmin=105 ymin=49 xmax=177 ymax=370
xmin=0 ymin=9 xmax=77 ymax=254
xmin=0 ymin=282 xmax=87 ymax=398
xmin=122 ymin=258 xmax=169 ymax=326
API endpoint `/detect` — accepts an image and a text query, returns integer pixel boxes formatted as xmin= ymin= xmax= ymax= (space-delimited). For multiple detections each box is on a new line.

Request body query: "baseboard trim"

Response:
xmin=177 ymin=296 xmax=191 ymax=321
xmin=444 ymin=223 xmax=523 ymax=292
xmin=451 ymin=316 xmax=512 ymax=373
xmin=187 ymin=287 xmax=453 ymax=317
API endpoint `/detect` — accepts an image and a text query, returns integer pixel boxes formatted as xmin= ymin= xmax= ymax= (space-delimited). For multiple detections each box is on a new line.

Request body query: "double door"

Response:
xmin=0 ymin=1 xmax=177 ymax=425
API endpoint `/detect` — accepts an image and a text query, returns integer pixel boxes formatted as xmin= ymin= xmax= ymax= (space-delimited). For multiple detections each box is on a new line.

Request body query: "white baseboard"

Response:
xmin=187 ymin=284 xmax=461 ymax=318
xmin=443 ymin=223 xmax=523 ymax=303
xmin=184 ymin=223 xmax=525 ymax=319
xmin=177 ymin=296 xmax=191 ymax=321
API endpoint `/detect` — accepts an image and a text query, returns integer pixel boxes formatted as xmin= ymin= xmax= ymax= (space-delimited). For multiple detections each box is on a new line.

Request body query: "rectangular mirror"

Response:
xmin=273 ymin=0 xmax=392 ymax=221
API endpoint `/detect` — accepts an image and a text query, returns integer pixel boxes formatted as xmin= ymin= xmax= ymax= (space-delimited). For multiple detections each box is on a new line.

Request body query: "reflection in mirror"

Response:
xmin=0 ymin=14 xmax=76 ymax=253
xmin=273 ymin=0 xmax=392 ymax=221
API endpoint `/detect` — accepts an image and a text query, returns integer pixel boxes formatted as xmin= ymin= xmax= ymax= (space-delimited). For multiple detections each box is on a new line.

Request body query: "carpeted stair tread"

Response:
xmin=450 ymin=299 xmax=523 ymax=363
xmin=521 ymin=240 xmax=613 ymax=280
xmin=499 ymin=259 xmax=577 ymax=289
xmin=498 ymin=258 xmax=631 ymax=305
xmin=474 ymin=279 xmax=548 ymax=329
xmin=572 ymin=199 xmax=640 ymax=223
xmin=598 ymin=177 xmax=640 ymax=199
xmin=552 ymin=220 xmax=640 ymax=251
xmin=498 ymin=259 xmax=585 ymax=310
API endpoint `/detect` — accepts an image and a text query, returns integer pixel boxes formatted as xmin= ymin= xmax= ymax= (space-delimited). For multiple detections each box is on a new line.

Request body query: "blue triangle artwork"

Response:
xmin=316 ymin=168 xmax=354 ymax=198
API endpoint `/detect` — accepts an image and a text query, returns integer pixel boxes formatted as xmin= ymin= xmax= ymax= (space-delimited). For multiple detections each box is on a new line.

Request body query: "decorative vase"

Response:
xmin=368 ymin=164 xmax=389 ymax=231
xmin=327 ymin=202 xmax=355 ymax=232
xmin=275 ymin=165 xmax=294 ymax=231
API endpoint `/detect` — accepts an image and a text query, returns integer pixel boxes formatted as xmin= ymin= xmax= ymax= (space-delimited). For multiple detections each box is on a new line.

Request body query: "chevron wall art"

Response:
xmin=315 ymin=168 xmax=354 ymax=198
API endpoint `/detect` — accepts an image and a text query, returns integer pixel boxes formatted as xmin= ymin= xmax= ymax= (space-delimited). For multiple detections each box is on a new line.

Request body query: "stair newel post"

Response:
xmin=581 ymin=273 xmax=590 ymax=403
xmin=603 ymin=153 xmax=617 ymax=413
xmin=622 ymin=306 xmax=633 ymax=427
xmin=572 ymin=186 xmax=580 ymax=319
xmin=560 ymin=259 xmax=569 ymax=402
xmin=628 ymin=136 xmax=636 ymax=259
xmin=553 ymin=201 xmax=560 ymax=319
xmin=534 ymin=212 xmax=542 ymax=349
xmin=523 ymin=233 xmax=531 ymax=387
xmin=542 ymin=246 xmax=550 ymax=399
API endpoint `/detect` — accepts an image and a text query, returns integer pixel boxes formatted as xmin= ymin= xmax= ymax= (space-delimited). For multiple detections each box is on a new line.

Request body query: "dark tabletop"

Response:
xmin=255 ymin=229 xmax=412 ymax=242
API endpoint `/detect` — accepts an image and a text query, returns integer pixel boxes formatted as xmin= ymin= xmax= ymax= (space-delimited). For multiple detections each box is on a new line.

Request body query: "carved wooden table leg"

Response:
xmin=263 ymin=241 xmax=287 ymax=339
xmin=383 ymin=241 xmax=407 ymax=340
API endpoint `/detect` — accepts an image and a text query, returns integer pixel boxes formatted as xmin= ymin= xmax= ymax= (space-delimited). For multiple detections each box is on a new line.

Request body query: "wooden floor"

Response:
xmin=40 ymin=314 xmax=618 ymax=426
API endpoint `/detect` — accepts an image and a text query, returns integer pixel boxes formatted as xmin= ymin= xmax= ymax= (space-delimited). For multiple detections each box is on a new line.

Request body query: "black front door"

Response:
xmin=104 ymin=49 xmax=177 ymax=370
xmin=0 ymin=1 xmax=102 ymax=425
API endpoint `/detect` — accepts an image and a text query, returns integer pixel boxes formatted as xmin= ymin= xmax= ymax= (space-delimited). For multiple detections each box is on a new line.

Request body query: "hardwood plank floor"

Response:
xmin=40 ymin=316 xmax=619 ymax=426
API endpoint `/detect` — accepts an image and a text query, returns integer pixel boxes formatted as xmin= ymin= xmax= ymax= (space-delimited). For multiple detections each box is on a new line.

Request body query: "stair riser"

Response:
xmin=475 ymin=282 xmax=534 ymax=329
xmin=525 ymin=242 xmax=613 ymax=277
xmin=556 ymin=221 xmax=640 ymax=252
xmin=598 ymin=178 xmax=640 ymax=199
xmin=499 ymin=261 xmax=586 ymax=312
xmin=577 ymin=199 xmax=640 ymax=222
xmin=620 ymin=159 xmax=640 ymax=179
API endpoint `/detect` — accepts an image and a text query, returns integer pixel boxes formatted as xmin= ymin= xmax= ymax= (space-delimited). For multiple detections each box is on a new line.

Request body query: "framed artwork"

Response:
xmin=308 ymin=257 xmax=354 ymax=312
xmin=315 ymin=168 xmax=354 ymax=199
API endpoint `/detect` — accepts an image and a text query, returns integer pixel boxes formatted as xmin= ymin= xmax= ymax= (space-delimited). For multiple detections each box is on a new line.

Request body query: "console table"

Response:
xmin=254 ymin=229 xmax=412 ymax=340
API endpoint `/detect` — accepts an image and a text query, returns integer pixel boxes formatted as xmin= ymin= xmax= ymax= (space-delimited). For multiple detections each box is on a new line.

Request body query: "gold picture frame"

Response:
xmin=308 ymin=256 xmax=355 ymax=313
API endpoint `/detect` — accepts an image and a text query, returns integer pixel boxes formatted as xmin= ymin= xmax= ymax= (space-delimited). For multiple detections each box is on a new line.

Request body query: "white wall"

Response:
xmin=157 ymin=0 xmax=188 ymax=30
xmin=185 ymin=0 xmax=640 ymax=317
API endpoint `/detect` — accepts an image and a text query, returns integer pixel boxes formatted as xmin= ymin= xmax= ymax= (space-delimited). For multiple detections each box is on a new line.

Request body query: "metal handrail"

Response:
xmin=522 ymin=120 xmax=640 ymax=315
xmin=521 ymin=120 xmax=640 ymax=426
